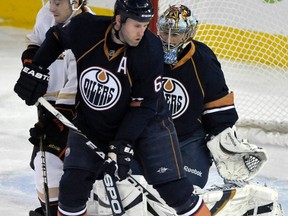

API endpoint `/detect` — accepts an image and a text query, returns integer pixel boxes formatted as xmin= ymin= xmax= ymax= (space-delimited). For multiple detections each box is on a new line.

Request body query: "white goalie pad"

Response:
xmin=207 ymin=126 xmax=268 ymax=181
xmin=196 ymin=182 xmax=284 ymax=216
xmin=146 ymin=182 xmax=284 ymax=216
xmin=86 ymin=176 xmax=177 ymax=216
xmin=86 ymin=175 xmax=284 ymax=216
xmin=87 ymin=176 xmax=149 ymax=216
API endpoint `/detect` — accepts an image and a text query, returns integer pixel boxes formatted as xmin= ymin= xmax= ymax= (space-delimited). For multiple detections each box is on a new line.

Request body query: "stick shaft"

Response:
xmin=40 ymin=138 xmax=50 ymax=216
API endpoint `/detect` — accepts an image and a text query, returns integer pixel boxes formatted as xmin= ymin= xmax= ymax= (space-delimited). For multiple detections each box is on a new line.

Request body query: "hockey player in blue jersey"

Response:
xmin=157 ymin=4 xmax=267 ymax=188
xmin=157 ymin=4 xmax=238 ymax=188
xmin=14 ymin=0 xmax=211 ymax=215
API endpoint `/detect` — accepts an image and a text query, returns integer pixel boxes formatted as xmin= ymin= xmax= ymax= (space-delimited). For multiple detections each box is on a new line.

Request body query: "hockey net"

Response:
xmin=150 ymin=0 xmax=288 ymax=147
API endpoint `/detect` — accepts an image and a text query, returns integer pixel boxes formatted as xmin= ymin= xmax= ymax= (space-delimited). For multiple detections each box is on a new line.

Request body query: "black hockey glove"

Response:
xmin=103 ymin=141 xmax=134 ymax=181
xmin=14 ymin=63 xmax=49 ymax=105
xmin=29 ymin=105 xmax=74 ymax=159
xmin=21 ymin=45 xmax=39 ymax=65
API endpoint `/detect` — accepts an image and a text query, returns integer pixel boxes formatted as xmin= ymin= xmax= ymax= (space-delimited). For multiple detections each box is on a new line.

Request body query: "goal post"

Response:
xmin=150 ymin=0 xmax=288 ymax=147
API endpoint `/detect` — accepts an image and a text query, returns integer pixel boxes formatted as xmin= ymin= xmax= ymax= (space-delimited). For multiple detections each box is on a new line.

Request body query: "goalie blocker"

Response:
xmin=207 ymin=126 xmax=268 ymax=181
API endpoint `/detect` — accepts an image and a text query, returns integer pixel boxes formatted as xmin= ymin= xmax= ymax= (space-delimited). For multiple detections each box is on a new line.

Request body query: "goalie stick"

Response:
xmin=36 ymin=97 xmax=172 ymax=215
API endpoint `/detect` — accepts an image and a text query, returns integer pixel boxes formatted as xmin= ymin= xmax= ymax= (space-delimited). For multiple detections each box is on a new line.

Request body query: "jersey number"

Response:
xmin=154 ymin=76 xmax=162 ymax=92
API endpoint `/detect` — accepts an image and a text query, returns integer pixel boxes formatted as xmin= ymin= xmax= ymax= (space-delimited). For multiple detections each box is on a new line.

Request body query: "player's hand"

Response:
xmin=21 ymin=45 xmax=39 ymax=65
xmin=29 ymin=105 xmax=73 ymax=160
xmin=29 ymin=117 xmax=67 ymax=146
xmin=14 ymin=63 xmax=49 ymax=105
xmin=29 ymin=105 xmax=70 ymax=146
xmin=103 ymin=141 xmax=134 ymax=181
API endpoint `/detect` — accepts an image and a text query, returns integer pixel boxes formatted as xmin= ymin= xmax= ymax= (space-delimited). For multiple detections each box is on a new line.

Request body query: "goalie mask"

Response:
xmin=157 ymin=4 xmax=198 ymax=65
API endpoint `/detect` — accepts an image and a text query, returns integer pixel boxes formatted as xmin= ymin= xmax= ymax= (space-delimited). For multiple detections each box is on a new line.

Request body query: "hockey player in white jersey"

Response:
xmin=21 ymin=1 xmax=93 ymax=215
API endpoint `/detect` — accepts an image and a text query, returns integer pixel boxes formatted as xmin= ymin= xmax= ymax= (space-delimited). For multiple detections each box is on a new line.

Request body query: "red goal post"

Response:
xmin=149 ymin=0 xmax=158 ymax=34
xmin=150 ymin=0 xmax=288 ymax=147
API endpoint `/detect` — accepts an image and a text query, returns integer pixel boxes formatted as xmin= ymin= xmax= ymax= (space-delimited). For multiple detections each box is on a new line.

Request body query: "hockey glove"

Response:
xmin=103 ymin=141 xmax=134 ymax=181
xmin=14 ymin=63 xmax=49 ymax=105
xmin=207 ymin=126 xmax=268 ymax=181
xmin=21 ymin=44 xmax=39 ymax=65
xmin=29 ymin=105 xmax=74 ymax=159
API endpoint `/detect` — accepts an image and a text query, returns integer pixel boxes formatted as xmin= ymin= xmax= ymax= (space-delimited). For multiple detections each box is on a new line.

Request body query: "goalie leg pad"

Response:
xmin=196 ymin=182 xmax=284 ymax=216
xmin=87 ymin=175 xmax=148 ymax=216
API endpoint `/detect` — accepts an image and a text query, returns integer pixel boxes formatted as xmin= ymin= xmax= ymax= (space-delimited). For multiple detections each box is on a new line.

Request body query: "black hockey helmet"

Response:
xmin=114 ymin=0 xmax=154 ymax=23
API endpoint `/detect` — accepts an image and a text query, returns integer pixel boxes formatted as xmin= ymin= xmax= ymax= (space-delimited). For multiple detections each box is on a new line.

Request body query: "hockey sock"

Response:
xmin=153 ymin=178 xmax=194 ymax=207
xmin=176 ymin=195 xmax=211 ymax=216
xmin=58 ymin=203 xmax=87 ymax=216
xmin=57 ymin=212 xmax=87 ymax=216
xmin=39 ymin=199 xmax=58 ymax=216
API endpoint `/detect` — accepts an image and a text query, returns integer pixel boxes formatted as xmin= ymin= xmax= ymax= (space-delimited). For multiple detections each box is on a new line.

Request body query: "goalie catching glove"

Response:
xmin=14 ymin=62 xmax=49 ymax=105
xmin=103 ymin=141 xmax=134 ymax=181
xmin=207 ymin=126 xmax=268 ymax=181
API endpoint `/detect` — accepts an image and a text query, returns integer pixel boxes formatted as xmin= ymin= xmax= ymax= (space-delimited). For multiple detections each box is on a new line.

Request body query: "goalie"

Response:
xmin=156 ymin=3 xmax=268 ymax=185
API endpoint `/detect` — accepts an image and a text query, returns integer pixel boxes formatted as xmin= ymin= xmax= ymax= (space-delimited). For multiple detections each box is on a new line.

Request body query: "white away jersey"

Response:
xmin=26 ymin=2 xmax=77 ymax=105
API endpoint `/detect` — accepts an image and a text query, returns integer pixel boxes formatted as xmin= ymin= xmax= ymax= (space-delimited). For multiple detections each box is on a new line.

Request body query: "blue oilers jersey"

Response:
xmin=33 ymin=13 xmax=169 ymax=145
xmin=163 ymin=40 xmax=238 ymax=140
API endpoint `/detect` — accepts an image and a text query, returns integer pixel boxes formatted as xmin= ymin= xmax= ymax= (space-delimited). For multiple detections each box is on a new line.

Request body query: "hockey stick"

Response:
xmin=36 ymin=103 xmax=50 ymax=216
xmin=39 ymin=136 xmax=50 ymax=216
xmin=36 ymin=97 xmax=125 ymax=216
xmin=126 ymin=176 xmax=176 ymax=215
xmin=126 ymin=176 xmax=167 ymax=207
xmin=37 ymin=97 xmax=175 ymax=215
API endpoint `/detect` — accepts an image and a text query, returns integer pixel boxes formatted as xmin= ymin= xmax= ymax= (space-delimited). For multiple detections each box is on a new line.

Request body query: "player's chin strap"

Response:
xmin=36 ymin=97 xmax=171 ymax=215
xmin=71 ymin=0 xmax=85 ymax=11
xmin=207 ymin=126 xmax=268 ymax=181
xmin=62 ymin=0 xmax=85 ymax=27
